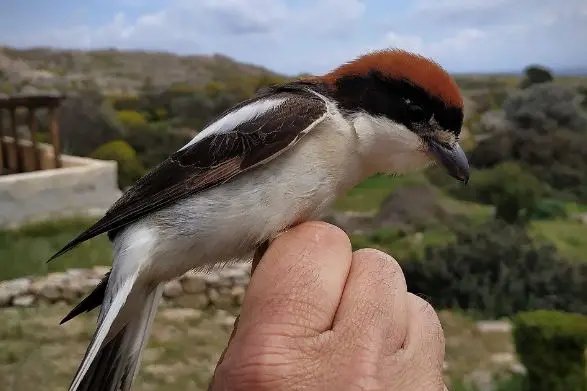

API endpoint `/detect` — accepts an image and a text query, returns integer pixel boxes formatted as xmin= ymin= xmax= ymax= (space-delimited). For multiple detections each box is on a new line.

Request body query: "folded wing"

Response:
xmin=48 ymin=85 xmax=329 ymax=261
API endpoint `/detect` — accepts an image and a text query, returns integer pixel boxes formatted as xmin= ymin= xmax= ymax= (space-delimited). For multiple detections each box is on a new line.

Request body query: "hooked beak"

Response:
xmin=427 ymin=139 xmax=470 ymax=184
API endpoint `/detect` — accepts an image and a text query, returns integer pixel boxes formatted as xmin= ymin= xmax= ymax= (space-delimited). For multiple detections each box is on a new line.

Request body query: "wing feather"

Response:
xmin=48 ymin=85 xmax=329 ymax=261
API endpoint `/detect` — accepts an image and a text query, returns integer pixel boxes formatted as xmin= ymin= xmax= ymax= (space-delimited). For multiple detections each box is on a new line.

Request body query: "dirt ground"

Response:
xmin=0 ymin=300 xmax=514 ymax=391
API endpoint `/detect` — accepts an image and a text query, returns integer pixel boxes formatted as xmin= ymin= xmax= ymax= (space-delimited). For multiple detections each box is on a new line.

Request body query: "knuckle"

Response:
xmin=213 ymin=341 xmax=292 ymax=391
xmin=353 ymin=248 xmax=407 ymax=291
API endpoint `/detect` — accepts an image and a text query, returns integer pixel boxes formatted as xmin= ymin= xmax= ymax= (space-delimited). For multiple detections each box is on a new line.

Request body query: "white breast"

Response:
xmin=129 ymin=113 xmax=364 ymax=280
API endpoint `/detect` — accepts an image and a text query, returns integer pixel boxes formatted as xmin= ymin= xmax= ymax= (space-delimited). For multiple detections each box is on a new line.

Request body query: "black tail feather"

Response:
xmin=60 ymin=271 xmax=110 ymax=325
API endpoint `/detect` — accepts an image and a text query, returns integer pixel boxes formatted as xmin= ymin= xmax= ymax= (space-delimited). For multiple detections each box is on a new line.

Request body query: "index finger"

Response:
xmin=236 ymin=221 xmax=353 ymax=338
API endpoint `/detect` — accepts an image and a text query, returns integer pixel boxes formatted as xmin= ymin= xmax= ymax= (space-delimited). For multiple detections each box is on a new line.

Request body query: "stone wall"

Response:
xmin=0 ymin=138 xmax=122 ymax=228
xmin=0 ymin=263 xmax=252 ymax=309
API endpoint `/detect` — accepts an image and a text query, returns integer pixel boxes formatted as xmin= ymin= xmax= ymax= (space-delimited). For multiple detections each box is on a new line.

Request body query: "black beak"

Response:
xmin=428 ymin=140 xmax=470 ymax=184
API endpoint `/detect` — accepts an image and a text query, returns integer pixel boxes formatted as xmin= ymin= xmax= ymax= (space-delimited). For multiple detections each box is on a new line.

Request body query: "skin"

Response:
xmin=208 ymin=221 xmax=447 ymax=391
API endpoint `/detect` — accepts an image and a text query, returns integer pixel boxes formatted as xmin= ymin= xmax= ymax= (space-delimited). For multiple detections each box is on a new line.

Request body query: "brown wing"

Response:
xmin=48 ymin=86 xmax=328 ymax=261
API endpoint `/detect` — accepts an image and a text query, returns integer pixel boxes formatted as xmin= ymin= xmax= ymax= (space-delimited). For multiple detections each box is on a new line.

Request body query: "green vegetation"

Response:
xmin=0 ymin=303 xmax=515 ymax=391
xmin=401 ymin=220 xmax=587 ymax=318
xmin=0 ymin=218 xmax=110 ymax=281
xmin=91 ymin=140 xmax=146 ymax=188
xmin=333 ymin=173 xmax=428 ymax=212
xmin=513 ymin=310 xmax=587 ymax=391
xmin=529 ymin=219 xmax=587 ymax=262
xmin=2 ymin=47 xmax=587 ymax=390
xmin=520 ymin=65 xmax=554 ymax=89
xmin=116 ymin=109 xmax=148 ymax=128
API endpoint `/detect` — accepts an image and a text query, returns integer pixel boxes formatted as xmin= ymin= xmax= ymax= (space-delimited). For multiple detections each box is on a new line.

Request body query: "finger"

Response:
xmin=333 ymin=249 xmax=408 ymax=354
xmin=237 ymin=221 xmax=353 ymax=337
xmin=403 ymin=293 xmax=445 ymax=366
xmin=211 ymin=242 xmax=270 ymax=373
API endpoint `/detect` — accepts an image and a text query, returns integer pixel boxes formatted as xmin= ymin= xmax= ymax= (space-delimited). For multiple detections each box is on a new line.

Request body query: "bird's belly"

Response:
xmin=139 ymin=123 xmax=362 ymax=280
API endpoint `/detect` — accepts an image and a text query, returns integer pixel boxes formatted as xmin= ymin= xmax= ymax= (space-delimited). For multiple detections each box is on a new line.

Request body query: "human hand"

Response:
xmin=209 ymin=221 xmax=447 ymax=391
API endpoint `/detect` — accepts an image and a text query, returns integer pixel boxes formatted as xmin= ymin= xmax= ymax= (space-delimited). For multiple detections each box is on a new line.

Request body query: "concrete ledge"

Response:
xmin=0 ymin=139 xmax=121 ymax=228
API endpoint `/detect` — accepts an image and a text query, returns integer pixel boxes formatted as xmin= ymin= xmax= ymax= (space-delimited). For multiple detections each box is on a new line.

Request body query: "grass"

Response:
xmin=565 ymin=201 xmax=587 ymax=215
xmin=0 ymin=301 xmax=236 ymax=391
xmin=333 ymin=172 xmax=428 ymax=212
xmin=351 ymin=225 xmax=457 ymax=261
xmin=529 ymin=219 xmax=587 ymax=262
xmin=0 ymin=301 xmax=515 ymax=391
xmin=0 ymin=217 xmax=111 ymax=281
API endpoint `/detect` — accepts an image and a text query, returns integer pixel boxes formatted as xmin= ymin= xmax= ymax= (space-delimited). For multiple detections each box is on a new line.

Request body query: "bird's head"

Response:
xmin=320 ymin=49 xmax=470 ymax=183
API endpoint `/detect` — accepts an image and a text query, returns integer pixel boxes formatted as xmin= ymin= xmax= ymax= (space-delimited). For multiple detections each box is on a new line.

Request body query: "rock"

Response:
xmin=46 ymin=272 xmax=68 ymax=285
xmin=13 ymin=295 xmax=35 ymax=307
xmin=464 ymin=370 xmax=494 ymax=391
xmin=31 ymin=279 xmax=62 ymax=301
xmin=202 ymin=272 xmax=222 ymax=287
xmin=61 ymin=280 xmax=84 ymax=302
xmin=210 ymin=287 xmax=235 ymax=309
xmin=476 ymin=320 xmax=512 ymax=333
xmin=232 ymin=275 xmax=250 ymax=287
xmin=490 ymin=352 xmax=516 ymax=365
xmin=0 ymin=278 xmax=31 ymax=297
xmin=161 ymin=308 xmax=202 ymax=321
xmin=80 ymin=278 xmax=102 ymax=294
xmin=181 ymin=274 xmax=206 ymax=294
xmin=509 ymin=362 xmax=526 ymax=375
xmin=220 ymin=267 xmax=248 ymax=280
xmin=208 ymin=288 xmax=221 ymax=305
xmin=191 ymin=294 xmax=210 ymax=309
xmin=231 ymin=285 xmax=246 ymax=305
xmin=66 ymin=268 xmax=87 ymax=278
xmin=92 ymin=266 xmax=111 ymax=278
xmin=163 ymin=280 xmax=183 ymax=298
xmin=576 ymin=213 xmax=587 ymax=225
xmin=215 ymin=309 xmax=237 ymax=328
xmin=0 ymin=286 xmax=12 ymax=306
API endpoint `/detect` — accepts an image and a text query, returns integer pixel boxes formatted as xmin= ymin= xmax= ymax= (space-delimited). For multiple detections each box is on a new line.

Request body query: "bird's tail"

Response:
xmin=68 ymin=270 xmax=164 ymax=391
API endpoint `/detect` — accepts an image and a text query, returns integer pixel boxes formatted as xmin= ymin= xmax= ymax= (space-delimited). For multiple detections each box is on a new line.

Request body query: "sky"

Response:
xmin=1 ymin=0 xmax=586 ymax=76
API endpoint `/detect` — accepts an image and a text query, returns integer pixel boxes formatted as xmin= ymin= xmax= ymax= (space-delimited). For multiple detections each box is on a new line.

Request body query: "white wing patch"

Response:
xmin=178 ymin=97 xmax=289 ymax=152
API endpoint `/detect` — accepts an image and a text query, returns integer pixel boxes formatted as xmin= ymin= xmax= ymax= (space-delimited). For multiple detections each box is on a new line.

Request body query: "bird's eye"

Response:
xmin=406 ymin=104 xmax=429 ymax=123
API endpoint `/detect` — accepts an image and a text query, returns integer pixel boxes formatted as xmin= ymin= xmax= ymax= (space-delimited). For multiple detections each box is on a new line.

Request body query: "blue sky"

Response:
xmin=2 ymin=0 xmax=586 ymax=75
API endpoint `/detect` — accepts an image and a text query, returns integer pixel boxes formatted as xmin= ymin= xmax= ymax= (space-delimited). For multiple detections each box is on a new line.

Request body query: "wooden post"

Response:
xmin=27 ymin=107 xmax=41 ymax=170
xmin=9 ymin=107 xmax=24 ymax=173
xmin=49 ymin=105 xmax=62 ymax=169
xmin=0 ymin=109 xmax=8 ymax=172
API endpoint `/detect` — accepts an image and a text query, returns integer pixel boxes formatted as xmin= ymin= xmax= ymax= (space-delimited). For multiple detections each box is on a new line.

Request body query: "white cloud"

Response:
xmin=1 ymin=0 xmax=585 ymax=74
xmin=380 ymin=28 xmax=487 ymax=65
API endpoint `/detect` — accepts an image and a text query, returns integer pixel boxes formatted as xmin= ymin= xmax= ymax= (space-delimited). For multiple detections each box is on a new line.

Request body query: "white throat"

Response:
xmin=351 ymin=113 xmax=434 ymax=176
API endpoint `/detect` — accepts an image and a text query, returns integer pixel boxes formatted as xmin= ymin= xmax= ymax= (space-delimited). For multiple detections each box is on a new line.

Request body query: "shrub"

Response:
xmin=519 ymin=65 xmax=554 ymax=88
xmin=429 ymin=162 xmax=548 ymax=224
xmin=529 ymin=198 xmax=568 ymax=220
xmin=401 ymin=220 xmax=587 ymax=318
xmin=502 ymin=83 xmax=587 ymax=134
xmin=58 ymin=90 xmax=126 ymax=156
xmin=470 ymin=128 xmax=587 ymax=202
xmin=123 ymin=123 xmax=193 ymax=170
xmin=116 ymin=109 xmax=148 ymax=128
xmin=513 ymin=310 xmax=587 ymax=391
xmin=91 ymin=140 xmax=146 ymax=189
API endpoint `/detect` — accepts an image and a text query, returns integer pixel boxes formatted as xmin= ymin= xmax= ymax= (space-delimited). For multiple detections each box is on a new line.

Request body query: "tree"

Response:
xmin=58 ymin=90 xmax=126 ymax=156
xmin=401 ymin=220 xmax=587 ymax=318
xmin=520 ymin=65 xmax=554 ymax=88
xmin=91 ymin=140 xmax=146 ymax=189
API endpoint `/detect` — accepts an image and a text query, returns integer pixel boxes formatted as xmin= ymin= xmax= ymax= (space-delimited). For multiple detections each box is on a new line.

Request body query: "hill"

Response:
xmin=0 ymin=46 xmax=286 ymax=96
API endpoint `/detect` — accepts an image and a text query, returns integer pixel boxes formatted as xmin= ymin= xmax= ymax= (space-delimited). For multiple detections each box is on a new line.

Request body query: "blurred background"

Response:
xmin=1 ymin=1 xmax=587 ymax=390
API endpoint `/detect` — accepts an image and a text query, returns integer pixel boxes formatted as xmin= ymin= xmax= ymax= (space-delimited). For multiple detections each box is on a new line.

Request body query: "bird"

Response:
xmin=50 ymin=48 xmax=470 ymax=391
